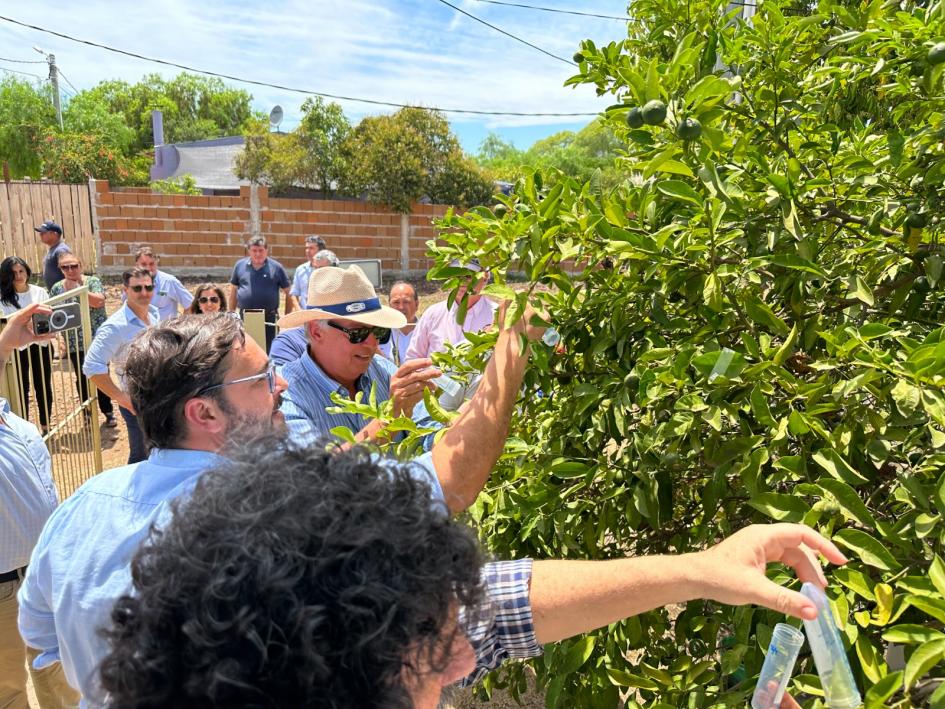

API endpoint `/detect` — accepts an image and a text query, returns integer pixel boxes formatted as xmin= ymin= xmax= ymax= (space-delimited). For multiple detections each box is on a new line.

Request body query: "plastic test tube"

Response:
xmin=751 ymin=623 xmax=805 ymax=709
xmin=800 ymin=582 xmax=862 ymax=709
xmin=431 ymin=372 xmax=464 ymax=410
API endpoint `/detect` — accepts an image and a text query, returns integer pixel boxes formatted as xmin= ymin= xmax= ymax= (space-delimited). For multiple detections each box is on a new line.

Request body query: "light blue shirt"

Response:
xmin=0 ymin=398 xmax=57 ymax=573
xmin=82 ymin=303 xmax=160 ymax=390
xmin=17 ymin=448 xmax=225 ymax=704
xmin=280 ymin=352 xmax=438 ymax=449
xmin=119 ymin=271 xmax=193 ymax=321
xmin=16 ymin=444 xmax=442 ymax=704
xmin=290 ymin=261 xmax=314 ymax=309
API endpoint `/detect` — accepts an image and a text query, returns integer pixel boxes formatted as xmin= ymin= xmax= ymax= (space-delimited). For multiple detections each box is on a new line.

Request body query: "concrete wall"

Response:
xmin=92 ymin=181 xmax=448 ymax=281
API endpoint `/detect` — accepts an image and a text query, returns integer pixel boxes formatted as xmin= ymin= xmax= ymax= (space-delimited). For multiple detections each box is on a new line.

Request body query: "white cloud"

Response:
xmin=0 ymin=0 xmax=628 ymax=143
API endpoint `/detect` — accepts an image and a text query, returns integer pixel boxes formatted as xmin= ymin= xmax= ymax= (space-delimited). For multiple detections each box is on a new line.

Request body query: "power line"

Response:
xmin=432 ymin=0 xmax=575 ymax=66
xmin=0 ymin=66 xmax=44 ymax=80
xmin=0 ymin=14 xmax=598 ymax=117
xmin=470 ymin=0 xmax=628 ymax=21
xmin=0 ymin=55 xmax=45 ymax=64
xmin=57 ymin=67 xmax=79 ymax=94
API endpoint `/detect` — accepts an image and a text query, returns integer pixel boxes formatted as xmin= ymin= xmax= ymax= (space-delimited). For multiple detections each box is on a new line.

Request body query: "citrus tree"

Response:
xmin=419 ymin=0 xmax=945 ymax=706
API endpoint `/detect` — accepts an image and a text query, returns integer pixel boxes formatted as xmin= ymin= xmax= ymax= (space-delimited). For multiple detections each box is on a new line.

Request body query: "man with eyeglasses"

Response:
xmin=18 ymin=313 xmax=290 ymax=706
xmin=83 ymin=267 xmax=159 ymax=464
xmin=277 ymin=266 xmax=543 ymax=511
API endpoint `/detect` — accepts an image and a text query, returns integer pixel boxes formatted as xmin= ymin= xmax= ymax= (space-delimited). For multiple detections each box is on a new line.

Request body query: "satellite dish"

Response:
xmin=269 ymin=105 xmax=284 ymax=131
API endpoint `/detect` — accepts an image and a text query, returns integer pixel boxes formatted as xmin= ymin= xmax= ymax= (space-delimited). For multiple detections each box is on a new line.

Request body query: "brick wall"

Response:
xmin=92 ymin=181 xmax=448 ymax=280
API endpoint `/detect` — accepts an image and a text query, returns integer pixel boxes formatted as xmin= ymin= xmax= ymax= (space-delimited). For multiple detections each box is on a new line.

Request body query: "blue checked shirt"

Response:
xmin=0 ymin=398 xmax=58 ymax=573
xmin=461 ymin=559 xmax=541 ymax=685
xmin=279 ymin=351 xmax=438 ymax=449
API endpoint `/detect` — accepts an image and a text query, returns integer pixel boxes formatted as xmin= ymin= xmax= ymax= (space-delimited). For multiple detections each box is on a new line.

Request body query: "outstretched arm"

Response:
xmin=431 ymin=305 xmax=543 ymax=514
xmin=529 ymin=523 xmax=847 ymax=644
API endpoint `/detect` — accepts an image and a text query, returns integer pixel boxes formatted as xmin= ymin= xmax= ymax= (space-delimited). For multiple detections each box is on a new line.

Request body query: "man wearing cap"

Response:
xmin=277 ymin=267 xmax=539 ymax=489
xmin=34 ymin=221 xmax=72 ymax=290
xmin=228 ymin=237 xmax=293 ymax=354
xmin=405 ymin=259 xmax=497 ymax=360
xmin=132 ymin=247 xmax=193 ymax=320
xmin=289 ymin=235 xmax=328 ymax=311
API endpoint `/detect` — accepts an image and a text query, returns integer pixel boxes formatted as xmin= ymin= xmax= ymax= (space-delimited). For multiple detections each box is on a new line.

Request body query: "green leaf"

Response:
xmin=744 ymin=294 xmax=790 ymax=336
xmin=772 ymin=323 xmax=798 ymax=366
xmin=817 ymin=479 xmax=876 ymax=529
xmin=908 ymin=595 xmax=945 ymax=624
xmin=855 ymin=633 xmax=885 ymax=683
xmin=864 ymin=671 xmax=902 ymax=708
xmin=882 ymin=625 xmax=945 ymax=645
xmin=765 ymin=254 xmax=829 ymax=278
xmin=559 ymin=635 xmax=595 ymax=675
xmin=833 ymin=529 xmax=901 ymax=572
xmin=904 ymin=638 xmax=945 ymax=689
xmin=483 ymin=283 xmax=517 ymax=301
xmin=930 ymin=555 xmax=945 ymax=598
xmin=834 ymin=567 xmax=875 ymax=601
xmin=748 ymin=492 xmax=809 ymax=522
xmin=750 ymin=386 xmax=776 ymax=427
xmin=704 ymin=273 xmax=723 ymax=313
xmin=656 ymin=180 xmax=704 ymax=206
xmin=606 ymin=668 xmax=659 ymax=690
xmin=812 ymin=448 xmax=870 ymax=486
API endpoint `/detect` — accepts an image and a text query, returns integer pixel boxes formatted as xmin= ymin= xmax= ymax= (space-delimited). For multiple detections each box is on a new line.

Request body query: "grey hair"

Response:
xmin=313 ymin=250 xmax=339 ymax=266
xmin=246 ymin=236 xmax=267 ymax=249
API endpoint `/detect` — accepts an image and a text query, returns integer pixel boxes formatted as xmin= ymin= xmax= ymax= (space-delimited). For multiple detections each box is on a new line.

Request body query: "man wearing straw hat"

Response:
xmin=278 ymin=265 xmax=543 ymax=512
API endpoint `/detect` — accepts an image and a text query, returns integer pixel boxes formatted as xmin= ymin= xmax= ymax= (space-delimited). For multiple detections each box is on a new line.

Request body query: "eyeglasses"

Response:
xmin=326 ymin=321 xmax=391 ymax=345
xmin=129 ymin=284 xmax=155 ymax=293
xmin=198 ymin=296 xmax=220 ymax=304
xmin=60 ymin=264 xmax=81 ymax=271
xmin=196 ymin=364 xmax=277 ymax=396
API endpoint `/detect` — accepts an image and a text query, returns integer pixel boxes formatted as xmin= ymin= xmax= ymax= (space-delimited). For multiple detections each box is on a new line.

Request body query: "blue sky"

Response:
xmin=0 ymin=1 xmax=629 ymax=154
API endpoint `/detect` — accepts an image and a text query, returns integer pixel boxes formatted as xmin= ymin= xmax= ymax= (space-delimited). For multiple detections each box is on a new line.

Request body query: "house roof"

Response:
xmin=151 ymin=136 xmax=249 ymax=191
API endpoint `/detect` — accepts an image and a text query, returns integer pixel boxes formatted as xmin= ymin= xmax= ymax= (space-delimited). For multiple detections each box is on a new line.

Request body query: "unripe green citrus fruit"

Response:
xmin=641 ymin=99 xmax=667 ymax=125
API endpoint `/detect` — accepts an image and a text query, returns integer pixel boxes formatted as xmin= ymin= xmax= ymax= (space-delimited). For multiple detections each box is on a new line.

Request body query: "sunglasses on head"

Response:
xmin=199 ymin=296 xmax=220 ymax=304
xmin=129 ymin=284 xmax=155 ymax=293
xmin=326 ymin=321 xmax=391 ymax=345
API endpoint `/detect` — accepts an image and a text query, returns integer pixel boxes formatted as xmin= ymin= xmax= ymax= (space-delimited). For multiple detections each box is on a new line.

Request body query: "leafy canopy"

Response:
xmin=415 ymin=0 xmax=945 ymax=706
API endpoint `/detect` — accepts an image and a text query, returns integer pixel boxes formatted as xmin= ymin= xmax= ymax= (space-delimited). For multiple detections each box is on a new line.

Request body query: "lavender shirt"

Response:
xmin=404 ymin=298 xmax=497 ymax=360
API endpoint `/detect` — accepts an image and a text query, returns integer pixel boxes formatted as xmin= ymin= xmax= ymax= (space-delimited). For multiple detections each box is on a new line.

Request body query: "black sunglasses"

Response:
xmin=129 ymin=284 xmax=155 ymax=293
xmin=199 ymin=296 xmax=220 ymax=304
xmin=326 ymin=321 xmax=391 ymax=345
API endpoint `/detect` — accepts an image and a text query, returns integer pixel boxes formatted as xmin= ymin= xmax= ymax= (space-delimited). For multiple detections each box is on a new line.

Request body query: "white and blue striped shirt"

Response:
xmin=280 ymin=352 xmax=439 ymax=449
xmin=0 ymin=398 xmax=57 ymax=573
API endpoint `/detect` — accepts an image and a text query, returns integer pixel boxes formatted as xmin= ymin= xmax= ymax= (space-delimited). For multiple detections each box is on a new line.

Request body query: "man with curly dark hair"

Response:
xmin=99 ymin=436 xmax=847 ymax=708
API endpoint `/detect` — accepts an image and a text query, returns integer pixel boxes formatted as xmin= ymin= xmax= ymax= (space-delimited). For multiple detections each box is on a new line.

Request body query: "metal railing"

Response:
xmin=0 ymin=285 xmax=103 ymax=500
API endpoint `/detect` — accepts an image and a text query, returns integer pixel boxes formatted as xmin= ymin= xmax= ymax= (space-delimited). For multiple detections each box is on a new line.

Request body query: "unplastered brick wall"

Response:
xmin=92 ymin=181 xmax=448 ymax=279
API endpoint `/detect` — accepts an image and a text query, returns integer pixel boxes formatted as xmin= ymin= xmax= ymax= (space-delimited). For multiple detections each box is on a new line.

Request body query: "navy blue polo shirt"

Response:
xmin=230 ymin=257 xmax=289 ymax=312
xmin=43 ymin=241 xmax=72 ymax=289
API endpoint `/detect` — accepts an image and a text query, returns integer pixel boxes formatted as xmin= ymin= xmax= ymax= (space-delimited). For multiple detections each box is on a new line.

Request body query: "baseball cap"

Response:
xmin=34 ymin=220 xmax=63 ymax=235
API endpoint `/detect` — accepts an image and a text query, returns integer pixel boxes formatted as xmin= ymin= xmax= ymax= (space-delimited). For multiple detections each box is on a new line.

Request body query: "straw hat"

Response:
xmin=277 ymin=265 xmax=406 ymax=330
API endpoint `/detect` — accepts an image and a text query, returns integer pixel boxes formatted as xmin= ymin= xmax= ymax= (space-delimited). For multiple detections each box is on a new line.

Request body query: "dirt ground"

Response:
xmin=24 ymin=277 xmax=544 ymax=708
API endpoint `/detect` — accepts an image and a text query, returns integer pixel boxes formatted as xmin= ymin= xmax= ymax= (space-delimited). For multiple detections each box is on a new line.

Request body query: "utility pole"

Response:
xmin=33 ymin=47 xmax=63 ymax=129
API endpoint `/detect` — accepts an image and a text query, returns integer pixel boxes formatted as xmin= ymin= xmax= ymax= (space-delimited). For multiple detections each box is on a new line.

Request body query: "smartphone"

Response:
xmin=32 ymin=302 xmax=82 ymax=335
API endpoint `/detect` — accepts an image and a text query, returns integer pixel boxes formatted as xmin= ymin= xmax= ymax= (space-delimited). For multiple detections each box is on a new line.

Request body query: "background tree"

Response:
xmin=83 ymin=73 xmax=253 ymax=152
xmin=348 ymin=0 xmax=945 ymax=705
xmin=342 ymin=106 xmax=494 ymax=213
xmin=293 ymin=96 xmax=351 ymax=197
xmin=476 ymin=118 xmax=623 ymax=188
xmin=0 ymin=76 xmax=56 ymax=178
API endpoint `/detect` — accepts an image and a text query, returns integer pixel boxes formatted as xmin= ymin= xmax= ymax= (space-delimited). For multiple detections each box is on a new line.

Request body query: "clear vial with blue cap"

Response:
xmin=800 ymin=582 xmax=862 ymax=708
xmin=752 ymin=623 xmax=804 ymax=709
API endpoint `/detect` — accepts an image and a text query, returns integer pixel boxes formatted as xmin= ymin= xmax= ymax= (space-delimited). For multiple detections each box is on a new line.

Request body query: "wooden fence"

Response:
xmin=0 ymin=181 xmax=97 ymax=272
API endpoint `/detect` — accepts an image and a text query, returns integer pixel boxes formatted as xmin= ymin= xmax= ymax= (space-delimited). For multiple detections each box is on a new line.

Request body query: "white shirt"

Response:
xmin=0 ymin=285 xmax=51 ymax=350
